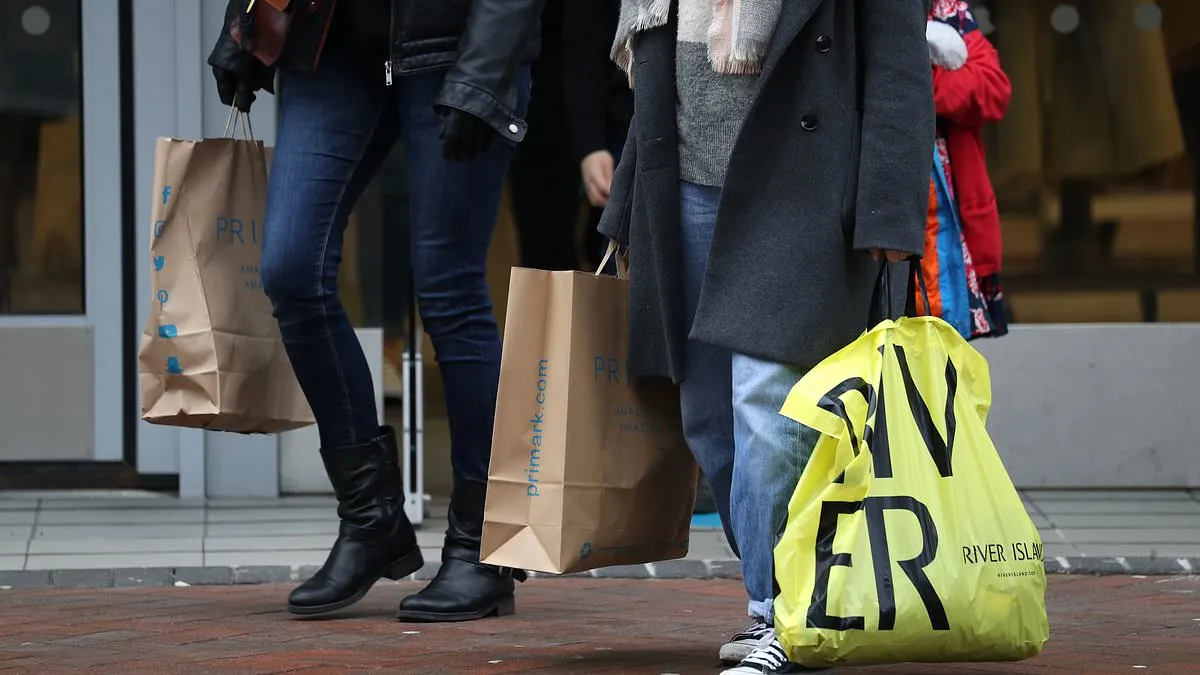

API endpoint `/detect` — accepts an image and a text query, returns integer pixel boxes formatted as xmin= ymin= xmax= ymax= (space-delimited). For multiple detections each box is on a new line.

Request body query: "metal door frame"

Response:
xmin=129 ymin=0 xmax=283 ymax=496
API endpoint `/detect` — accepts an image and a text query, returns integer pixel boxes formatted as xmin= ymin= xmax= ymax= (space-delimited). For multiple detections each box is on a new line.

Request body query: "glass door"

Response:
xmin=0 ymin=1 xmax=129 ymax=481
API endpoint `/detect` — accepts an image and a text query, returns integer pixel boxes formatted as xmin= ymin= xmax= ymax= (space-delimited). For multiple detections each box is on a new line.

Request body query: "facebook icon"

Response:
xmin=162 ymin=185 xmax=172 ymax=205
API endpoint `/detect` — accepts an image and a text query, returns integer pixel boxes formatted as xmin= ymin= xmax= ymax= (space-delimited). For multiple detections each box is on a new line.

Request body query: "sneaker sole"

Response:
xmin=286 ymin=550 xmax=425 ymax=617
xmin=722 ymin=664 xmax=833 ymax=674
xmin=719 ymin=643 xmax=756 ymax=664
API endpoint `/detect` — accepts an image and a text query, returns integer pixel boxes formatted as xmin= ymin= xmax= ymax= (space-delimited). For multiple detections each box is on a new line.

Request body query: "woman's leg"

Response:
xmin=262 ymin=59 xmax=399 ymax=448
xmin=263 ymin=57 xmax=423 ymax=616
xmin=394 ymin=66 xmax=532 ymax=623
xmin=378 ymin=144 xmax=413 ymax=337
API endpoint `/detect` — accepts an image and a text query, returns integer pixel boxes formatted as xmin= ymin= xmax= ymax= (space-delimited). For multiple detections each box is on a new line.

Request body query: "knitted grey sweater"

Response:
xmin=675 ymin=0 xmax=763 ymax=187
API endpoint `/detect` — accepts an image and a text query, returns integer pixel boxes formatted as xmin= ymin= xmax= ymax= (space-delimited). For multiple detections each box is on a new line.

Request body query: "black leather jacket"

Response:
xmin=209 ymin=0 xmax=543 ymax=142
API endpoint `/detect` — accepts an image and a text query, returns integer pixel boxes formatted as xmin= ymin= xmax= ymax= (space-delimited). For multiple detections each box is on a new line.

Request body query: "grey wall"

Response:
xmin=0 ymin=327 xmax=94 ymax=461
xmin=977 ymin=325 xmax=1200 ymax=488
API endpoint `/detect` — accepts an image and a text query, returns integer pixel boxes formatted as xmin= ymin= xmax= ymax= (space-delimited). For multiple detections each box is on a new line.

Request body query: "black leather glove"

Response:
xmin=208 ymin=2 xmax=275 ymax=116
xmin=438 ymin=108 xmax=498 ymax=161
xmin=213 ymin=54 xmax=259 ymax=114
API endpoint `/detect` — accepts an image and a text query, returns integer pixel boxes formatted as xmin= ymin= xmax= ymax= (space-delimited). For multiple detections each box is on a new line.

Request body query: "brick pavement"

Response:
xmin=0 ymin=576 xmax=1197 ymax=674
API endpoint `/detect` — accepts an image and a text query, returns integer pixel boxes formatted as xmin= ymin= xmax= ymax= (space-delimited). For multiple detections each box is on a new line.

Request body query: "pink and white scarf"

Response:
xmin=612 ymin=0 xmax=784 ymax=76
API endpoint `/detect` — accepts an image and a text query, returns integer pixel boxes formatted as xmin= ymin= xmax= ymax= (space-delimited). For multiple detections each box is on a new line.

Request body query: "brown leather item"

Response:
xmin=232 ymin=0 xmax=333 ymax=68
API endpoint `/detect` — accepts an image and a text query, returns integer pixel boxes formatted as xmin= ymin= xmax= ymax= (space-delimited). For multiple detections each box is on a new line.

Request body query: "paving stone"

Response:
xmin=172 ymin=567 xmax=232 ymax=586
xmin=0 ymin=553 xmax=1185 ymax=591
xmin=232 ymin=566 xmax=293 ymax=585
xmin=651 ymin=560 xmax=709 ymax=579
xmin=0 ymin=570 xmax=52 ymax=588
xmin=555 ymin=570 xmax=597 ymax=579
xmin=294 ymin=565 xmax=321 ymax=582
xmin=112 ymin=568 xmax=173 ymax=587
xmin=0 ymin=577 xmax=1196 ymax=672
xmin=1042 ymin=558 xmax=1070 ymax=575
xmin=593 ymin=564 xmax=651 ymax=579
xmin=49 ymin=630 xmax=152 ymax=647
xmin=1066 ymin=557 xmax=1131 ymax=575
xmin=1121 ymin=557 xmax=1193 ymax=575
xmin=51 ymin=569 xmax=114 ymax=588
xmin=708 ymin=560 xmax=743 ymax=579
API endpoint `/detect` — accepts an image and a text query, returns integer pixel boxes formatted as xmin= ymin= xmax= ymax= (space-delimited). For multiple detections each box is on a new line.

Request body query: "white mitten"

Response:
xmin=926 ymin=20 xmax=968 ymax=70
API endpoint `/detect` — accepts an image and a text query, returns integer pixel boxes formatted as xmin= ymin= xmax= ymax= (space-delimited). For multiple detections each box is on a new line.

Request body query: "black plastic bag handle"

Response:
xmin=868 ymin=257 xmax=932 ymax=327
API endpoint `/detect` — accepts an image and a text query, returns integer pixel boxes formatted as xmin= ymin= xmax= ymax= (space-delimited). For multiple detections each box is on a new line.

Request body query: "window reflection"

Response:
xmin=976 ymin=0 xmax=1200 ymax=322
xmin=0 ymin=1 xmax=82 ymax=314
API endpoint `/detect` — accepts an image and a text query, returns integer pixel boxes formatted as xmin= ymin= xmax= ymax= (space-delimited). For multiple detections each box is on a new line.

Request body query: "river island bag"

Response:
xmin=481 ymin=253 xmax=698 ymax=574
xmin=773 ymin=299 xmax=1048 ymax=665
xmin=139 ymin=134 xmax=313 ymax=433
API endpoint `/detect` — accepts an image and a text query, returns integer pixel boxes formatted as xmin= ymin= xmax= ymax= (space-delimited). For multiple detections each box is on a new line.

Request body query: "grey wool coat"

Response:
xmin=598 ymin=0 xmax=935 ymax=383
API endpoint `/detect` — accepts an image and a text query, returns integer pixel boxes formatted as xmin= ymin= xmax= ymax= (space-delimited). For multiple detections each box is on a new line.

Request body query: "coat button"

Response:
xmin=801 ymin=115 xmax=818 ymax=131
xmin=816 ymin=35 xmax=832 ymax=52
xmin=508 ymin=123 xmax=520 ymax=134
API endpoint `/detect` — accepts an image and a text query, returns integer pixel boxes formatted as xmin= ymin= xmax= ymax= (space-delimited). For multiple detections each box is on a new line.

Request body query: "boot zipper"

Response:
xmin=384 ymin=59 xmax=393 ymax=86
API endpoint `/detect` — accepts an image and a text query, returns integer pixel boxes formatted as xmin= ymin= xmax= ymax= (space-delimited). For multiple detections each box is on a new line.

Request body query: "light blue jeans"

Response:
xmin=678 ymin=181 xmax=818 ymax=622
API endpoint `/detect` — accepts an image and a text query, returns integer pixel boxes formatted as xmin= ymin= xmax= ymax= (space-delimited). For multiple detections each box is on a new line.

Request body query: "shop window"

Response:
xmin=975 ymin=1 xmax=1200 ymax=323
xmin=0 ymin=1 xmax=82 ymax=314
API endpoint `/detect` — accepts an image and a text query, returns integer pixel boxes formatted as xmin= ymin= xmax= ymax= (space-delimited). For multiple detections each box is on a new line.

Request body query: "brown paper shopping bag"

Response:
xmin=138 ymin=136 xmax=313 ymax=433
xmin=481 ymin=262 xmax=698 ymax=574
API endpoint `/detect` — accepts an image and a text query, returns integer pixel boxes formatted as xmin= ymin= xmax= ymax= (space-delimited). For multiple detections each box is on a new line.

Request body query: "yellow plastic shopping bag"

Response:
xmin=774 ymin=315 xmax=1049 ymax=666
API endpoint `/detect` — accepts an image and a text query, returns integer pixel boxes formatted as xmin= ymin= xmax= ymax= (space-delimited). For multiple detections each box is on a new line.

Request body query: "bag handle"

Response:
xmin=908 ymin=258 xmax=932 ymax=316
xmin=595 ymin=240 xmax=630 ymax=279
xmin=224 ymin=104 xmax=257 ymax=141
xmin=869 ymin=257 xmax=932 ymax=326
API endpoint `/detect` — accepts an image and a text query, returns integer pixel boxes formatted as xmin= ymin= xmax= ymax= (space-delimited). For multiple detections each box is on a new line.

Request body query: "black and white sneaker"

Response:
xmin=719 ymin=620 xmax=773 ymax=663
xmin=720 ymin=632 xmax=826 ymax=674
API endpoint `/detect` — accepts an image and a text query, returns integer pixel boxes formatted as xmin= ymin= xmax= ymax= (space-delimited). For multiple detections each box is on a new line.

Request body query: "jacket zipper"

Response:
xmin=384 ymin=1 xmax=396 ymax=86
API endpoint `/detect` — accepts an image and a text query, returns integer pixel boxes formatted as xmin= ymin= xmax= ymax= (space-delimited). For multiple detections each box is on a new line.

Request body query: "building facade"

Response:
xmin=0 ymin=0 xmax=1196 ymax=497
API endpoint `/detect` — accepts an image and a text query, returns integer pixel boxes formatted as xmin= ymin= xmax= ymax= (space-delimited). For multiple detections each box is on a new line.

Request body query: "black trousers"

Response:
xmin=509 ymin=135 xmax=582 ymax=272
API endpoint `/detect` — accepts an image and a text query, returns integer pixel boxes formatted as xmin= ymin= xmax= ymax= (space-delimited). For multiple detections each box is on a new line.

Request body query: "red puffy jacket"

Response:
xmin=933 ymin=30 xmax=1010 ymax=277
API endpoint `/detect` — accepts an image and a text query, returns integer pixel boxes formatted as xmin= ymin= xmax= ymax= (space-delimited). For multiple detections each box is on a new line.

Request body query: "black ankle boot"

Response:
xmin=287 ymin=427 xmax=424 ymax=616
xmin=395 ymin=478 xmax=525 ymax=622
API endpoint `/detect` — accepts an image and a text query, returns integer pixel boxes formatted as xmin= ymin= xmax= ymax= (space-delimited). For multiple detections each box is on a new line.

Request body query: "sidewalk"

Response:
xmin=2 ymin=489 xmax=1200 ymax=583
xmin=1 ymin=576 xmax=1198 ymax=673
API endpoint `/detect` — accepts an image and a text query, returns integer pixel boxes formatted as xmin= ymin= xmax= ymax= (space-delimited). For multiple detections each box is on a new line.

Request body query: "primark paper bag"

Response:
xmin=138 ymin=137 xmax=313 ymax=433
xmin=481 ymin=267 xmax=698 ymax=574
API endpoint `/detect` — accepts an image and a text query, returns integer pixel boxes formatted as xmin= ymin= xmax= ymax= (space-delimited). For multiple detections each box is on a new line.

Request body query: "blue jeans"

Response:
xmin=677 ymin=181 xmax=818 ymax=622
xmin=262 ymin=55 xmax=529 ymax=483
